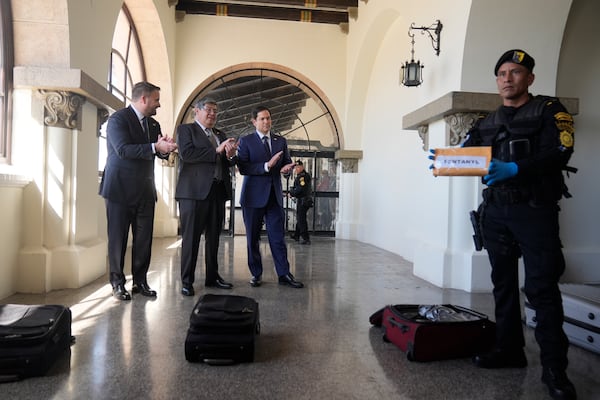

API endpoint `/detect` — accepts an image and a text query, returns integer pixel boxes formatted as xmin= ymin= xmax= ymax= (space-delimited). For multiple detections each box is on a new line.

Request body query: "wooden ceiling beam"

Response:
xmin=176 ymin=0 xmax=350 ymax=25
xmin=234 ymin=1 xmax=358 ymax=10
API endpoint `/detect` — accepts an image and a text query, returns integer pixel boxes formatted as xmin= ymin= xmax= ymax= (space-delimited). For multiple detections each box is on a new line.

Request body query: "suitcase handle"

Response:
xmin=387 ymin=317 xmax=410 ymax=333
xmin=451 ymin=305 xmax=489 ymax=320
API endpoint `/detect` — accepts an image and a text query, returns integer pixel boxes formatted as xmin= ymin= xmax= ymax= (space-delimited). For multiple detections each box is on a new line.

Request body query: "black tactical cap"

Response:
xmin=494 ymin=49 xmax=535 ymax=76
xmin=295 ymin=160 xmax=303 ymax=166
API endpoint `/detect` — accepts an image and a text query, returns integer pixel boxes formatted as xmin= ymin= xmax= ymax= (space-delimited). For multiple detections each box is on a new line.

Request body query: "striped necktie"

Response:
xmin=206 ymin=128 xmax=218 ymax=148
xmin=206 ymin=128 xmax=223 ymax=181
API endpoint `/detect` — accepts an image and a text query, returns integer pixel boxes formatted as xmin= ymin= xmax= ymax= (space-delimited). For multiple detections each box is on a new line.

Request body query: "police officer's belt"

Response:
xmin=483 ymin=187 xmax=530 ymax=205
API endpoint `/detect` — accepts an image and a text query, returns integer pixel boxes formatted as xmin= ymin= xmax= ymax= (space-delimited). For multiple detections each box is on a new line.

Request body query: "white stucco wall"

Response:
xmin=172 ymin=15 xmax=347 ymax=128
xmin=555 ymin=0 xmax=600 ymax=282
xmin=462 ymin=0 xmax=572 ymax=93
xmin=346 ymin=1 xmax=471 ymax=259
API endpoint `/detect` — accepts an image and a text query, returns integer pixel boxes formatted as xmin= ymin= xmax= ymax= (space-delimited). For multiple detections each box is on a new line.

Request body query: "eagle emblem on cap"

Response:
xmin=512 ymin=51 xmax=525 ymax=63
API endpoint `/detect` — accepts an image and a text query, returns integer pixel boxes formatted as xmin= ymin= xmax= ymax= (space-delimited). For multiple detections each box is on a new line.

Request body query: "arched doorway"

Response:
xmin=176 ymin=64 xmax=342 ymax=237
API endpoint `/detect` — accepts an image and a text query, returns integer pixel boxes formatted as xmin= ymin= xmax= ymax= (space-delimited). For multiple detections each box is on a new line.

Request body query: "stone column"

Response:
xmin=334 ymin=149 xmax=363 ymax=240
xmin=17 ymin=89 xmax=108 ymax=292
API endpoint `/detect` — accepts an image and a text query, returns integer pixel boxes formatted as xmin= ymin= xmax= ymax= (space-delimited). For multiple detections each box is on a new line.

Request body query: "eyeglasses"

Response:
xmin=202 ymin=106 xmax=218 ymax=114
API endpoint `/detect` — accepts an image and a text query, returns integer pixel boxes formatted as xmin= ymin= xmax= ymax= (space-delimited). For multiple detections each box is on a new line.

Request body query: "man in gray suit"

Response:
xmin=175 ymin=98 xmax=237 ymax=296
xmin=99 ymin=81 xmax=177 ymax=301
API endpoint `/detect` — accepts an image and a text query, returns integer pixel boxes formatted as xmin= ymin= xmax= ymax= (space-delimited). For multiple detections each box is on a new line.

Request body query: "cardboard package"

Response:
xmin=432 ymin=147 xmax=492 ymax=176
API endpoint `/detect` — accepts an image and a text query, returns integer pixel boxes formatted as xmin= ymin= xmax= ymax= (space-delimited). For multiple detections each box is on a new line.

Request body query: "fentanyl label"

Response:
xmin=432 ymin=147 xmax=491 ymax=176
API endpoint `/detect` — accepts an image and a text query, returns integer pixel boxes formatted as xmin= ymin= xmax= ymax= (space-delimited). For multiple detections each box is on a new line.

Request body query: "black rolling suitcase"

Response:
xmin=370 ymin=304 xmax=495 ymax=362
xmin=0 ymin=304 xmax=72 ymax=382
xmin=185 ymin=294 xmax=259 ymax=365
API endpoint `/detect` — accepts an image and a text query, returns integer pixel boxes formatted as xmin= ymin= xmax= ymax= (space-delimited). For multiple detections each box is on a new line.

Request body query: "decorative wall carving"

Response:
xmin=417 ymin=125 xmax=428 ymax=150
xmin=443 ymin=112 xmax=482 ymax=146
xmin=335 ymin=149 xmax=363 ymax=173
xmin=39 ymin=90 xmax=85 ymax=130
xmin=97 ymin=108 xmax=109 ymax=137
xmin=339 ymin=159 xmax=358 ymax=173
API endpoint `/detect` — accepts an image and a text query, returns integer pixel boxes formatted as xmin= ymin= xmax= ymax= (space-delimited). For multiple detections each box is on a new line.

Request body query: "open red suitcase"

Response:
xmin=370 ymin=304 xmax=495 ymax=362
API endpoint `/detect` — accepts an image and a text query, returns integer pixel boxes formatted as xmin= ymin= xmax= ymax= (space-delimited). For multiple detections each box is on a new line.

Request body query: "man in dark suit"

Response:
xmin=99 ymin=81 xmax=177 ymax=301
xmin=234 ymin=105 xmax=304 ymax=288
xmin=175 ymin=98 xmax=237 ymax=296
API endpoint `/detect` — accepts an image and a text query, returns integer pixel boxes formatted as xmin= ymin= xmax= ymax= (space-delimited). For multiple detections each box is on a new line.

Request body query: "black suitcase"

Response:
xmin=370 ymin=304 xmax=495 ymax=361
xmin=0 ymin=304 xmax=72 ymax=382
xmin=185 ymin=294 xmax=259 ymax=364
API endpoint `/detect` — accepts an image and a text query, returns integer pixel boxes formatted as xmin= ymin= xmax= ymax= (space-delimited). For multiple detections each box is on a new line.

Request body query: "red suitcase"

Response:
xmin=371 ymin=304 xmax=495 ymax=362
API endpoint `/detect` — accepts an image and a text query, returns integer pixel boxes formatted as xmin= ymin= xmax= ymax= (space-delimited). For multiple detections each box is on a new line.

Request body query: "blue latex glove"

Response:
xmin=483 ymin=159 xmax=518 ymax=185
xmin=428 ymin=149 xmax=435 ymax=170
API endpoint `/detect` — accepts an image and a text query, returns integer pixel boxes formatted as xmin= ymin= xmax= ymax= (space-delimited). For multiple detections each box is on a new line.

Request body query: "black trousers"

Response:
xmin=178 ymin=181 xmax=226 ymax=286
xmin=481 ymin=200 xmax=569 ymax=370
xmin=105 ymin=198 xmax=155 ymax=287
xmin=295 ymin=201 xmax=310 ymax=241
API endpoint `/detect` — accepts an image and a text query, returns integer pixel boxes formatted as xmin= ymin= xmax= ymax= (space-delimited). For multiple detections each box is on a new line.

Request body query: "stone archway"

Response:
xmin=176 ymin=62 xmax=344 ymax=151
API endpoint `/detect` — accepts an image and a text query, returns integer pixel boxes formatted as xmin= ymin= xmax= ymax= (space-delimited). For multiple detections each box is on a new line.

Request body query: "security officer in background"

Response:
xmin=463 ymin=50 xmax=576 ymax=400
xmin=289 ymin=160 xmax=312 ymax=245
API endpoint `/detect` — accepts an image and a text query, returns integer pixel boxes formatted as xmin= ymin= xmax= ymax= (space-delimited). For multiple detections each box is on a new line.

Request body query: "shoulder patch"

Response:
xmin=299 ymin=177 xmax=306 ymax=186
xmin=555 ymin=111 xmax=573 ymax=124
xmin=560 ymin=131 xmax=574 ymax=148
xmin=555 ymin=111 xmax=574 ymax=149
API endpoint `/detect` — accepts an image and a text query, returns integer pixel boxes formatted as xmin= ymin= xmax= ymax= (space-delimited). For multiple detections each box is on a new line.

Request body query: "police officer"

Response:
xmin=289 ymin=160 xmax=312 ymax=244
xmin=463 ymin=50 xmax=576 ymax=400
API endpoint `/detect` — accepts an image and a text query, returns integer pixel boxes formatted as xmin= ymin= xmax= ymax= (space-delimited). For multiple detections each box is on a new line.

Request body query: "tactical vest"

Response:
xmin=475 ymin=96 xmax=572 ymax=204
xmin=476 ymin=95 xmax=551 ymax=160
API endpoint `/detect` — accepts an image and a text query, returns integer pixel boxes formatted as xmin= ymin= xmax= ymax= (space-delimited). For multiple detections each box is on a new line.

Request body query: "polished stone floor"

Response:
xmin=1 ymin=236 xmax=599 ymax=400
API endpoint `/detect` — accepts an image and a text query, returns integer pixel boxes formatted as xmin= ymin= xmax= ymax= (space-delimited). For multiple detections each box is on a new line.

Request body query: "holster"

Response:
xmin=469 ymin=210 xmax=484 ymax=251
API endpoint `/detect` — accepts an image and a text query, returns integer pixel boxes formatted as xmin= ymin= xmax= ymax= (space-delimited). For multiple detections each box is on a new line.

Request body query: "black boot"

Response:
xmin=542 ymin=368 xmax=577 ymax=400
xmin=472 ymin=348 xmax=527 ymax=369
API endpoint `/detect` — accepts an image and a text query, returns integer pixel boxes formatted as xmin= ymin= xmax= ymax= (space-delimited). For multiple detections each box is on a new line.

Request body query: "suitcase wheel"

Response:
xmin=382 ymin=334 xmax=390 ymax=343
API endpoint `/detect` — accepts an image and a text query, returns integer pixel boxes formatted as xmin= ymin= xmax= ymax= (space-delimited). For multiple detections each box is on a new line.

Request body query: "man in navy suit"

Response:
xmin=99 ymin=82 xmax=177 ymax=301
xmin=175 ymin=98 xmax=237 ymax=296
xmin=235 ymin=105 xmax=304 ymax=288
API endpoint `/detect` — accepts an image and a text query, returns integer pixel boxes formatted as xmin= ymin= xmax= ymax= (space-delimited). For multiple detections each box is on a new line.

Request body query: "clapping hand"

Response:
xmin=156 ymin=135 xmax=177 ymax=153
xmin=217 ymin=138 xmax=237 ymax=157
xmin=267 ymin=151 xmax=283 ymax=170
xmin=281 ymin=161 xmax=295 ymax=175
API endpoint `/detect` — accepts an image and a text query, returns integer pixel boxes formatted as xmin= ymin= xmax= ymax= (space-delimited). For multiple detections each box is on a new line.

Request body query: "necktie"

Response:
xmin=263 ymin=135 xmax=271 ymax=156
xmin=141 ymin=117 xmax=149 ymax=140
xmin=206 ymin=128 xmax=218 ymax=148
xmin=206 ymin=128 xmax=223 ymax=181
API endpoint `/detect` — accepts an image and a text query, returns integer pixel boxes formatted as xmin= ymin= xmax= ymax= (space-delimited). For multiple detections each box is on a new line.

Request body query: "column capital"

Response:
xmin=443 ymin=112 xmax=482 ymax=146
xmin=335 ymin=150 xmax=363 ymax=173
xmin=38 ymin=90 xmax=85 ymax=129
